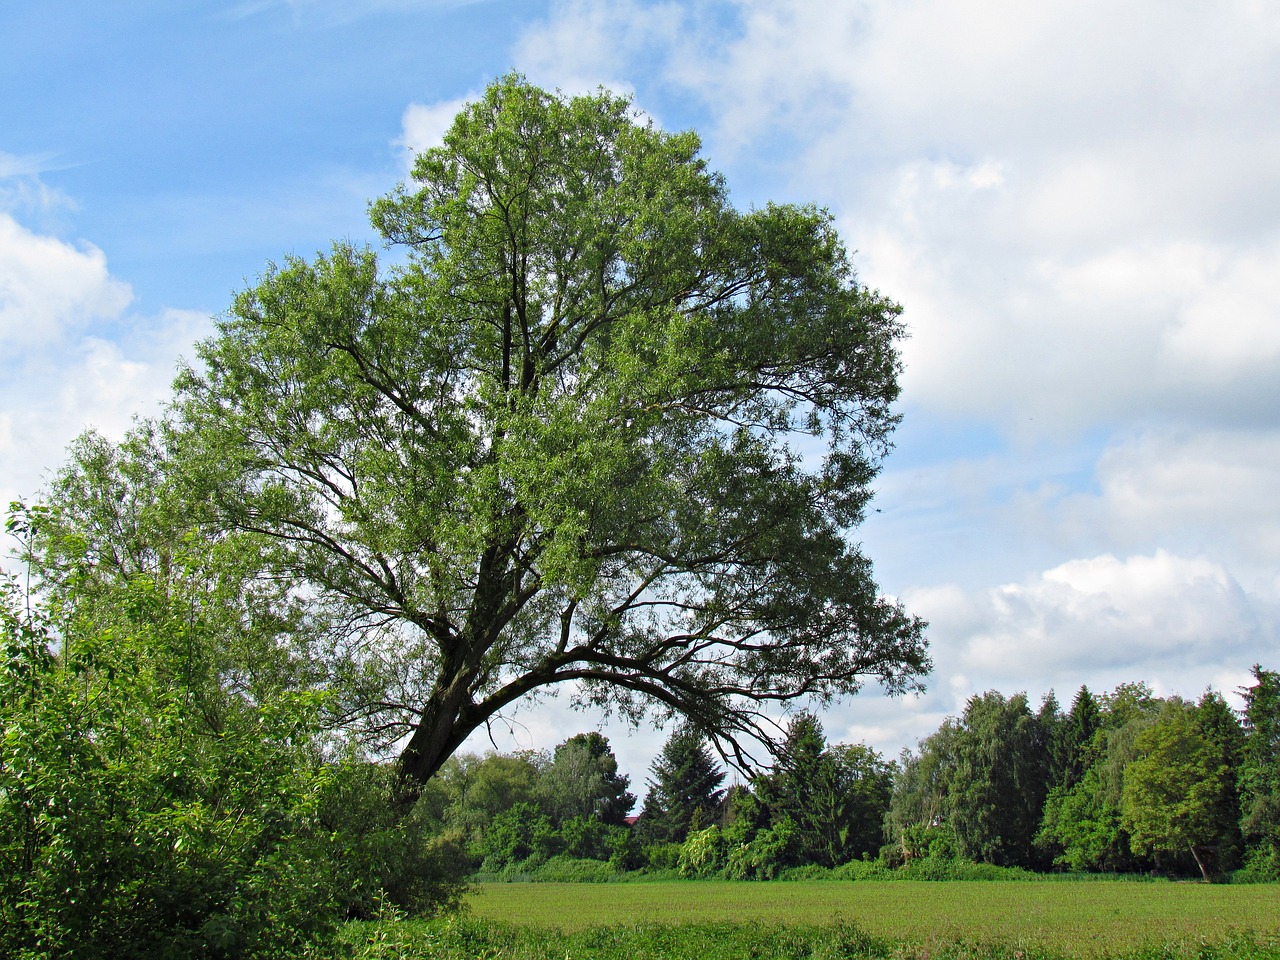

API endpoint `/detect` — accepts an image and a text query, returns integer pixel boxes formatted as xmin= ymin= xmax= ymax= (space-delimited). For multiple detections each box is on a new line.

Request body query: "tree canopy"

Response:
xmin=31 ymin=75 xmax=927 ymax=799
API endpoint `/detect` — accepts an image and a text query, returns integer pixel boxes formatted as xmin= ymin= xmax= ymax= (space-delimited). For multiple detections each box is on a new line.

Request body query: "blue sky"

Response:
xmin=4 ymin=0 xmax=1278 ymax=781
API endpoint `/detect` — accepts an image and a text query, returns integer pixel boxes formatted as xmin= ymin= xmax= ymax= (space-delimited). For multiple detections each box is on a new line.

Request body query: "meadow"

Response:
xmin=399 ymin=879 xmax=1280 ymax=959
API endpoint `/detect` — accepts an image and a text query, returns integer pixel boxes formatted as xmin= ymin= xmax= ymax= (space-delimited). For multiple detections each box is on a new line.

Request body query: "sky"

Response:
xmin=3 ymin=0 xmax=1278 ymax=785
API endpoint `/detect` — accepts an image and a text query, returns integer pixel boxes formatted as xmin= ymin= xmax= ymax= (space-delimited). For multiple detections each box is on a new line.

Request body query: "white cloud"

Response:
xmin=0 ymin=307 xmax=212 ymax=511
xmin=1053 ymin=429 xmax=1280 ymax=581
xmin=0 ymin=189 xmax=211 ymax=511
xmin=0 ymin=213 xmax=132 ymax=350
xmin=399 ymin=95 xmax=475 ymax=161
xmin=514 ymin=0 xmax=685 ymax=97
xmin=908 ymin=550 xmax=1272 ymax=702
xmin=519 ymin=0 xmax=1280 ymax=435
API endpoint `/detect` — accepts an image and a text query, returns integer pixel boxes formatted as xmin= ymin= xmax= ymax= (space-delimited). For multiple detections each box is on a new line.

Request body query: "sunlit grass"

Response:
xmin=464 ymin=880 xmax=1280 ymax=955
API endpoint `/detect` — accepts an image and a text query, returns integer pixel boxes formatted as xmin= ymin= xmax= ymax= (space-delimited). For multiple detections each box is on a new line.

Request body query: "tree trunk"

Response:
xmin=1189 ymin=843 xmax=1213 ymax=882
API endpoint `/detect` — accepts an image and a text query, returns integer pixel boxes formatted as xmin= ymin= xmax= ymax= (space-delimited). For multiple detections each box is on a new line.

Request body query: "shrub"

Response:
xmin=0 ymin=578 xmax=339 ymax=959
xmin=678 ymin=825 xmax=725 ymax=877
xmin=723 ymin=817 xmax=799 ymax=880
xmin=643 ymin=841 xmax=683 ymax=871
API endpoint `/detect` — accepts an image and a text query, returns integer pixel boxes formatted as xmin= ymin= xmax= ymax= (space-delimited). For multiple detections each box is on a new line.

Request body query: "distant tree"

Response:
xmin=1122 ymin=704 xmax=1232 ymax=880
xmin=1039 ymin=685 xmax=1162 ymax=873
xmin=635 ymin=726 xmax=726 ymax=844
xmin=947 ymin=691 xmax=1050 ymax=868
xmin=537 ymin=732 xmax=635 ymax=826
xmin=1238 ymin=665 xmax=1280 ymax=875
xmin=884 ymin=720 xmax=961 ymax=862
xmin=758 ymin=712 xmax=892 ymax=865
xmin=477 ymin=801 xmax=557 ymax=869
xmin=1193 ymin=690 xmax=1245 ymax=871
xmin=1062 ymin=685 xmax=1102 ymax=789
xmin=1038 ymin=690 xmax=1068 ymax=787
xmin=440 ymin=751 xmax=542 ymax=843
xmin=1038 ymin=763 xmax=1131 ymax=873
xmin=1101 ymin=682 xmax=1159 ymax=729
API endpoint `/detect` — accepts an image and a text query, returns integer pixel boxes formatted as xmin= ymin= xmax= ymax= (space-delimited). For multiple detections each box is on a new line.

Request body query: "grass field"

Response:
xmin=464 ymin=880 xmax=1280 ymax=955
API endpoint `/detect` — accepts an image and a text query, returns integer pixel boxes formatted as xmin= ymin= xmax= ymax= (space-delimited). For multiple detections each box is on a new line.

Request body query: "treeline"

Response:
xmin=449 ymin=673 xmax=1280 ymax=884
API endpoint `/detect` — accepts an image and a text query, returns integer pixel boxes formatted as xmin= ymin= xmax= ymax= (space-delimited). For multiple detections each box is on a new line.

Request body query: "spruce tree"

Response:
xmin=635 ymin=726 xmax=726 ymax=843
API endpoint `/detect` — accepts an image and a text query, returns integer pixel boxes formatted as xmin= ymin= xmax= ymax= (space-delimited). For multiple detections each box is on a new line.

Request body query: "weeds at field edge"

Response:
xmin=329 ymin=917 xmax=1280 ymax=960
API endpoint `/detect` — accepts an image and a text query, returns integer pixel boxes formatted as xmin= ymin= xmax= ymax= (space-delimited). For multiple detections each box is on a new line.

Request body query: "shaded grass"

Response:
xmin=463 ymin=880 xmax=1280 ymax=955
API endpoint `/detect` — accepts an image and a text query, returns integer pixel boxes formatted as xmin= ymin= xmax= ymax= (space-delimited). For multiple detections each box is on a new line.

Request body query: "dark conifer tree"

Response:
xmin=1063 ymin=685 xmax=1102 ymax=789
xmin=1239 ymin=665 xmax=1280 ymax=874
xmin=635 ymin=726 xmax=726 ymax=844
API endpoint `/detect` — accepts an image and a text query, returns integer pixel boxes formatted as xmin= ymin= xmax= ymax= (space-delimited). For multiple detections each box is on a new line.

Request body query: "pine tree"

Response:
xmin=635 ymin=726 xmax=726 ymax=844
xmin=1239 ymin=665 xmax=1280 ymax=875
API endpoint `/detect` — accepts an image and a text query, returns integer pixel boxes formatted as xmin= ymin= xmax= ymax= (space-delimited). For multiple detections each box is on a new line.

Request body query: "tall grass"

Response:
xmin=334 ymin=915 xmax=1280 ymax=960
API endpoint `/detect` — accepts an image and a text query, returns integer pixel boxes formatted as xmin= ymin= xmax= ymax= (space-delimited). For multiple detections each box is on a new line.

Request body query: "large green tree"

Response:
xmin=1122 ymin=703 xmax=1232 ymax=881
xmin=161 ymin=75 xmax=926 ymax=796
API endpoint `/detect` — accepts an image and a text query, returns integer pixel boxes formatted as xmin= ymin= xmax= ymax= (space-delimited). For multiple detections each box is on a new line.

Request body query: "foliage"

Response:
xmin=947 ymin=691 xmax=1051 ymax=868
xmin=477 ymin=801 xmax=558 ymax=870
xmin=1195 ymin=690 xmax=1246 ymax=872
xmin=722 ymin=816 xmax=800 ymax=880
xmin=884 ymin=720 xmax=961 ymax=861
xmin=162 ymin=74 xmax=925 ymax=795
xmin=313 ymin=760 xmax=471 ymax=919
xmin=636 ymin=725 xmax=726 ymax=844
xmin=755 ymin=712 xmax=894 ymax=866
xmin=0 ymin=567 xmax=337 ymax=959
xmin=537 ymin=732 xmax=634 ymax=826
xmin=1240 ymin=665 xmax=1280 ymax=871
xmin=2 ymin=486 xmax=470 ymax=959
xmin=1036 ymin=686 xmax=1163 ymax=874
xmin=678 ymin=824 xmax=726 ymax=877
xmin=435 ymin=750 xmax=543 ymax=845
xmin=1123 ymin=703 xmax=1234 ymax=880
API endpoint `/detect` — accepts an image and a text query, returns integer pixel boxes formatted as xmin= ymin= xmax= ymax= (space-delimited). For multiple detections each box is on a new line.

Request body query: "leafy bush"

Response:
xmin=897 ymin=857 xmax=1039 ymax=881
xmin=1232 ymin=845 xmax=1280 ymax=883
xmin=315 ymin=760 xmax=470 ymax=918
xmin=0 ymin=575 xmax=339 ymax=959
xmin=643 ymin=841 xmax=683 ymax=871
xmin=723 ymin=817 xmax=799 ymax=880
xmin=478 ymin=802 xmax=559 ymax=870
xmin=0 ymin=557 xmax=469 ymax=960
xmin=559 ymin=814 xmax=611 ymax=860
xmin=678 ymin=825 xmax=726 ymax=877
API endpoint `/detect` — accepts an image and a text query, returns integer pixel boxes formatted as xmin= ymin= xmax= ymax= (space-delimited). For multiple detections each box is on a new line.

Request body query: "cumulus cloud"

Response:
xmin=0 ymin=307 xmax=211 ymax=511
xmin=0 ymin=213 xmax=132 ymax=350
xmin=1053 ymin=429 xmax=1280 ymax=581
xmin=904 ymin=550 xmax=1272 ymax=710
xmin=400 ymin=95 xmax=475 ymax=161
xmin=514 ymin=1 xmax=686 ymax=97
xmin=0 ymin=168 xmax=211 ymax=511
xmin=518 ymin=0 xmax=1280 ymax=435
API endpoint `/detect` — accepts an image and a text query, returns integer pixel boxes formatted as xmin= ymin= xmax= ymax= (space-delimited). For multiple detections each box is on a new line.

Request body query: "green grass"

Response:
xmin=462 ymin=879 xmax=1280 ymax=956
